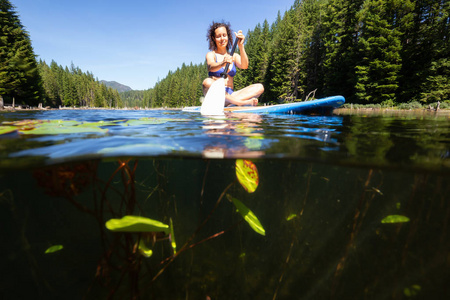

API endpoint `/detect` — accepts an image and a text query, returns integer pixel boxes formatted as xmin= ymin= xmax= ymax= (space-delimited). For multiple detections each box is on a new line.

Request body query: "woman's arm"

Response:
xmin=206 ymin=52 xmax=233 ymax=72
xmin=234 ymin=31 xmax=248 ymax=69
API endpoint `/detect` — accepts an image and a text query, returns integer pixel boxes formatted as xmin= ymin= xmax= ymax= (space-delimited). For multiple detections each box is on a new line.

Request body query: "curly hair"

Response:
xmin=206 ymin=21 xmax=233 ymax=51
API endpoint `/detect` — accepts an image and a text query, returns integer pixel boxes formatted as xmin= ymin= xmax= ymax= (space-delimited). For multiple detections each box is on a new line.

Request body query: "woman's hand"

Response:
xmin=235 ymin=30 xmax=245 ymax=46
xmin=223 ymin=53 xmax=233 ymax=64
xmin=234 ymin=30 xmax=248 ymax=69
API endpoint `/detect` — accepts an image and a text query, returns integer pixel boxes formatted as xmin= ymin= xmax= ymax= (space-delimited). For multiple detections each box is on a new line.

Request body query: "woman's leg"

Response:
xmin=204 ymin=79 xmax=264 ymax=106
xmin=202 ymin=78 xmax=215 ymax=96
xmin=232 ymin=84 xmax=264 ymax=101
xmin=225 ymin=83 xmax=264 ymax=106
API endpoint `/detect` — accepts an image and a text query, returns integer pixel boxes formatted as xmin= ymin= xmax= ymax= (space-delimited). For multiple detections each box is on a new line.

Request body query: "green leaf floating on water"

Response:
xmin=381 ymin=215 xmax=410 ymax=224
xmin=105 ymin=215 xmax=170 ymax=234
xmin=124 ymin=117 xmax=169 ymax=126
xmin=8 ymin=119 xmax=108 ymax=135
xmin=21 ymin=125 xmax=108 ymax=135
xmin=0 ymin=126 xmax=17 ymax=135
xmin=227 ymin=194 xmax=265 ymax=236
xmin=235 ymin=159 xmax=259 ymax=193
xmin=45 ymin=245 xmax=63 ymax=254
xmin=78 ymin=120 xmax=121 ymax=127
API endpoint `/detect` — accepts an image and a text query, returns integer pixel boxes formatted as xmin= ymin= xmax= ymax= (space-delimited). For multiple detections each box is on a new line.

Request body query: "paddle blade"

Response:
xmin=201 ymin=78 xmax=225 ymax=116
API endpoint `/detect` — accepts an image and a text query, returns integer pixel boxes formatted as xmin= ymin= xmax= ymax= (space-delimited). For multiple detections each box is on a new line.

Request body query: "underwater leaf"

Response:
xmin=105 ymin=215 xmax=170 ymax=234
xmin=138 ymin=240 xmax=153 ymax=258
xmin=227 ymin=194 xmax=265 ymax=236
xmin=170 ymin=218 xmax=177 ymax=254
xmin=235 ymin=159 xmax=259 ymax=193
xmin=404 ymin=284 xmax=421 ymax=297
xmin=286 ymin=214 xmax=297 ymax=221
xmin=0 ymin=126 xmax=17 ymax=135
xmin=381 ymin=215 xmax=410 ymax=224
xmin=45 ymin=245 xmax=63 ymax=254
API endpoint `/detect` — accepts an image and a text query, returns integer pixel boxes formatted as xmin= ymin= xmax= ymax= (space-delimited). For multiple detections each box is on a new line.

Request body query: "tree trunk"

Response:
xmin=0 ymin=95 xmax=3 ymax=109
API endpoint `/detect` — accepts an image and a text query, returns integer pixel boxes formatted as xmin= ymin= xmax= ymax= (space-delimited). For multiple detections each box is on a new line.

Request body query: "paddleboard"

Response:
xmin=183 ymin=96 xmax=345 ymax=114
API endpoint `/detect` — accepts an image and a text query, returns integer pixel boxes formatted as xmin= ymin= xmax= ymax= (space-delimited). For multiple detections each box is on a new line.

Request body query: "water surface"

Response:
xmin=0 ymin=109 xmax=448 ymax=171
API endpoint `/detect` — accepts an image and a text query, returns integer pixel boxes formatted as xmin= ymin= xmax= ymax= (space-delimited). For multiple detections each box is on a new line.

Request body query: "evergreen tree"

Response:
xmin=320 ymin=0 xmax=363 ymax=102
xmin=301 ymin=0 xmax=328 ymax=97
xmin=265 ymin=9 xmax=301 ymax=101
xmin=0 ymin=0 xmax=42 ymax=105
xmin=406 ymin=0 xmax=450 ymax=103
xmin=354 ymin=0 xmax=406 ymax=104
xmin=235 ymin=20 xmax=272 ymax=94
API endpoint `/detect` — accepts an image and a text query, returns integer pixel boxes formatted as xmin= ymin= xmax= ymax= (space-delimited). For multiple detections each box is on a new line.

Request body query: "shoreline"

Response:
xmin=1 ymin=104 xmax=449 ymax=115
xmin=334 ymin=107 xmax=450 ymax=117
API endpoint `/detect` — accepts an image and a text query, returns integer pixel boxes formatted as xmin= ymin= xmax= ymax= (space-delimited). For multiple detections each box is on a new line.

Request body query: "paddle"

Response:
xmin=200 ymin=36 xmax=239 ymax=116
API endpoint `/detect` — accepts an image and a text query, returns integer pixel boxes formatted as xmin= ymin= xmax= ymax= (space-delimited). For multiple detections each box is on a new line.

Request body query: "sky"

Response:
xmin=13 ymin=0 xmax=294 ymax=91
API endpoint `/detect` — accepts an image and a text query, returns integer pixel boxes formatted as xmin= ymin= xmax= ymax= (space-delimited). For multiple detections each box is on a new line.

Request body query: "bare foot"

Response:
xmin=243 ymin=98 xmax=258 ymax=106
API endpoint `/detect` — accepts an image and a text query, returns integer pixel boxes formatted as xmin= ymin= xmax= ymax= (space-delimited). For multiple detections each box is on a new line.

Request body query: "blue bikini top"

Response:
xmin=208 ymin=54 xmax=237 ymax=77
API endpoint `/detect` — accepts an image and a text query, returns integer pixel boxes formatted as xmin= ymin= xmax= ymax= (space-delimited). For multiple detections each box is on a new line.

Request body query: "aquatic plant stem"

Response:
xmin=331 ymin=169 xmax=378 ymax=296
xmin=149 ymin=181 xmax=235 ymax=284
xmin=272 ymin=236 xmax=295 ymax=300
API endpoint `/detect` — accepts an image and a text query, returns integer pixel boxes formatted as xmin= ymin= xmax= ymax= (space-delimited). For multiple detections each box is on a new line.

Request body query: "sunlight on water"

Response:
xmin=0 ymin=109 xmax=448 ymax=171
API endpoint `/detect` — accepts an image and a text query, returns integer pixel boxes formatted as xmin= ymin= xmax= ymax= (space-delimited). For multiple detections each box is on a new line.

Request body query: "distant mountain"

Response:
xmin=100 ymin=80 xmax=133 ymax=92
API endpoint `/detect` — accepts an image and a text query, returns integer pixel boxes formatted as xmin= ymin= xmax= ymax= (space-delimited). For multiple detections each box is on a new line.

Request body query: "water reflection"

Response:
xmin=0 ymin=109 xmax=448 ymax=172
xmin=201 ymin=113 xmax=266 ymax=158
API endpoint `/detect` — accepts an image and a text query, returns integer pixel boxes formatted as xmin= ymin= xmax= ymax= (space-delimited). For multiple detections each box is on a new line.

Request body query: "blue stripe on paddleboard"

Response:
xmin=182 ymin=96 xmax=345 ymax=114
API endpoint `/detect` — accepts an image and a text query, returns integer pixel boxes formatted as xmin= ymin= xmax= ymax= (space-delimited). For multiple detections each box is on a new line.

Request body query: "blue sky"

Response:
xmin=13 ymin=0 xmax=294 ymax=90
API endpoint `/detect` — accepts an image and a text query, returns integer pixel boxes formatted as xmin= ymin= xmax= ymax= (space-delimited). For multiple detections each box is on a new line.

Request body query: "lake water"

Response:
xmin=1 ymin=108 xmax=449 ymax=299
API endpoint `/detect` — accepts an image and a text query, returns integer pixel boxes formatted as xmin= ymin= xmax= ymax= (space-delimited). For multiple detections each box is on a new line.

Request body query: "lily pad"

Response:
xmin=105 ymin=215 xmax=170 ymax=234
xmin=0 ymin=126 xmax=17 ymax=135
xmin=124 ymin=118 xmax=169 ymax=126
xmin=228 ymin=194 xmax=265 ymax=236
xmin=20 ymin=125 xmax=107 ymax=135
xmin=235 ymin=159 xmax=259 ymax=193
xmin=78 ymin=121 xmax=120 ymax=127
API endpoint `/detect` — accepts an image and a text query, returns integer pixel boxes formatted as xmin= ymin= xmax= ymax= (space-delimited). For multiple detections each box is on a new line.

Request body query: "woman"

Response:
xmin=202 ymin=21 xmax=264 ymax=106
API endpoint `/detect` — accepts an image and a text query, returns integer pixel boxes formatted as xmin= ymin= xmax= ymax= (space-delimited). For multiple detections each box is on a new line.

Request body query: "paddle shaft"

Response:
xmin=221 ymin=37 xmax=239 ymax=79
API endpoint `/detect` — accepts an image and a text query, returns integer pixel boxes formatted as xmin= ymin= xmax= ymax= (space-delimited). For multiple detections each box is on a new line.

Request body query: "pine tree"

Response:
xmin=354 ymin=0 xmax=405 ymax=104
xmin=0 ymin=0 xmax=42 ymax=105
xmin=320 ymin=0 xmax=364 ymax=102
xmin=301 ymin=0 xmax=327 ymax=97
xmin=413 ymin=0 xmax=450 ymax=103
xmin=265 ymin=9 xmax=301 ymax=101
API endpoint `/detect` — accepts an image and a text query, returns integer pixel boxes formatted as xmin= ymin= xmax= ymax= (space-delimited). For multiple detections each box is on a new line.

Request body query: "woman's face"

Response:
xmin=214 ymin=26 xmax=228 ymax=48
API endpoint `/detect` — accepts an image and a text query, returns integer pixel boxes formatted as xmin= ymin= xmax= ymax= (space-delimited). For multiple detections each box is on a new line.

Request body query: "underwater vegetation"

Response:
xmin=1 ymin=156 xmax=448 ymax=299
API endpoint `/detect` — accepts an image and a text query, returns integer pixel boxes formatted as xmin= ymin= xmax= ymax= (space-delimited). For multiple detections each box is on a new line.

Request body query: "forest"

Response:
xmin=0 ymin=0 xmax=122 ymax=108
xmin=1 ymin=0 xmax=449 ymax=108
